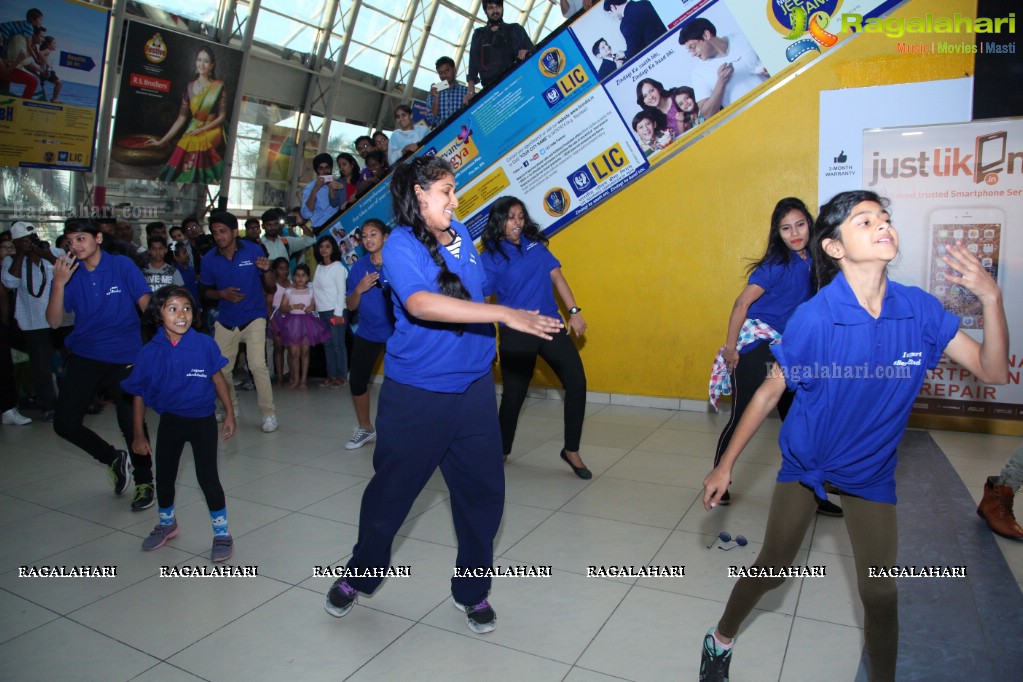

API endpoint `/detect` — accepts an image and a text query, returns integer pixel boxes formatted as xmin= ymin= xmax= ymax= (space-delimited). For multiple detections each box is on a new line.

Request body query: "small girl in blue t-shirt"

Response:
xmin=122 ymin=286 xmax=237 ymax=563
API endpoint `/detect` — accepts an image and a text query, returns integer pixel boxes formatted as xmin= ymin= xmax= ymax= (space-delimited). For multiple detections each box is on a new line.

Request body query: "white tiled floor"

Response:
xmin=0 ymin=385 xmax=1020 ymax=681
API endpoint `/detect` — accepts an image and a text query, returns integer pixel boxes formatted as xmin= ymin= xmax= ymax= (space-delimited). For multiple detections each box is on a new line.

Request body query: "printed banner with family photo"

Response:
xmin=569 ymin=0 xmax=712 ymax=82
xmin=602 ymin=2 xmax=770 ymax=160
xmin=863 ymin=118 xmax=1023 ymax=420
xmin=110 ymin=21 xmax=243 ymax=184
xmin=0 ymin=0 xmax=109 ymax=170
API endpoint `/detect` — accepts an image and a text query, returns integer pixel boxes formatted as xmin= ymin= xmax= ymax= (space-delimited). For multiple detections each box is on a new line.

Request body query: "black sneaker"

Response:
xmin=816 ymin=499 xmax=843 ymax=517
xmin=453 ymin=596 xmax=496 ymax=634
xmin=700 ymin=627 xmax=732 ymax=682
xmin=324 ymin=579 xmax=357 ymax=617
xmin=109 ymin=451 xmax=130 ymax=496
xmin=131 ymin=483 xmax=155 ymax=511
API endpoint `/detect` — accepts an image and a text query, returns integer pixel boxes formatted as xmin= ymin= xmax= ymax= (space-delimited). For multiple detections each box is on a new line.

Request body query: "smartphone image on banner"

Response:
xmin=974 ymin=131 xmax=1007 ymax=184
xmin=928 ymin=207 xmax=1004 ymax=329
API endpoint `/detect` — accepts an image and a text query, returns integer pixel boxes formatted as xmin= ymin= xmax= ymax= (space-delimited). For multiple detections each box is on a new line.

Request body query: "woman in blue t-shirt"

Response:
xmin=711 ymin=197 xmax=840 ymax=515
xmin=699 ymin=190 xmax=1009 ymax=682
xmin=324 ymin=157 xmax=563 ymax=635
xmin=481 ymin=196 xmax=591 ymax=479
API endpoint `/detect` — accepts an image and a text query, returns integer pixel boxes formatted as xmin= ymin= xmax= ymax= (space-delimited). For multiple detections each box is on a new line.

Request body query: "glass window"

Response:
xmin=228 ymin=97 xmax=304 ymax=212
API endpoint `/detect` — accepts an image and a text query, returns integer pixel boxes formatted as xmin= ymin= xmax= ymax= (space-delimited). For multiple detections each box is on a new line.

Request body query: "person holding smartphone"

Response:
xmin=426 ymin=57 xmax=468 ymax=128
xmin=301 ymin=153 xmax=345 ymax=231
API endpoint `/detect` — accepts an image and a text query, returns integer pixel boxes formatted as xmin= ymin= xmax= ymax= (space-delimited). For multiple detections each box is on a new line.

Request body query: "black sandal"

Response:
xmin=560 ymin=449 xmax=592 ymax=480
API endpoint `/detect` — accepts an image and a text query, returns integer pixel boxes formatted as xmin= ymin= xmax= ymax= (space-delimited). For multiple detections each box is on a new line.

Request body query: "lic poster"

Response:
xmin=0 ymin=0 xmax=109 ymax=170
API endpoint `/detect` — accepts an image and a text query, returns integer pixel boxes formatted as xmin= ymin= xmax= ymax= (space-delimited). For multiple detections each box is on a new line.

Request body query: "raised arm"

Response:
xmin=46 ymin=252 xmax=77 ymax=328
xmin=940 ymin=242 xmax=1008 ymax=384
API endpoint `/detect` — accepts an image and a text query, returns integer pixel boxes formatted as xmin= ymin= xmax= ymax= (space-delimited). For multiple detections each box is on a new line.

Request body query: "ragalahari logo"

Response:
xmin=765 ymin=0 xmax=841 ymax=62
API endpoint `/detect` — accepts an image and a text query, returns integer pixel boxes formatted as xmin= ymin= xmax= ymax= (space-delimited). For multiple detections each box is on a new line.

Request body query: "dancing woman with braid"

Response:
xmin=324 ymin=156 xmax=563 ymax=634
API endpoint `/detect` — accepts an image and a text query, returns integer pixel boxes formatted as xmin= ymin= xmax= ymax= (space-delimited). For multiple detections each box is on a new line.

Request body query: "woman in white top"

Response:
xmin=311 ymin=236 xmax=349 ymax=387
xmin=387 ymin=104 xmax=429 ymax=166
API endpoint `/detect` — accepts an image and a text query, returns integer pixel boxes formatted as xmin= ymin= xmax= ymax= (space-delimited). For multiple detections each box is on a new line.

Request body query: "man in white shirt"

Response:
xmin=679 ymin=17 xmax=768 ymax=117
xmin=1 ymin=221 xmax=66 ymax=421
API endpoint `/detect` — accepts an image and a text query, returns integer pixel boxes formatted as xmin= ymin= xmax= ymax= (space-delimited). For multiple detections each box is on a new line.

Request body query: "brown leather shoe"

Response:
xmin=977 ymin=476 xmax=1023 ymax=539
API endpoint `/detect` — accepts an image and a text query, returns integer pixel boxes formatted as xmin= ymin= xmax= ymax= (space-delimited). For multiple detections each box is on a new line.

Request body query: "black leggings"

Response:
xmin=498 ymin=326 xmax=586 ymax=454
xmin=155 ymin=413 xmax=225 ymax=512
xmin=713 ymin=342 xmax=793 ymax=467
xmin=718 ymin=481 xmax=898 ymax=681
xmin=54 ymin=354 xmax=152 ymax=485
xmin=348 ymin=336 xmax=386 ymax=397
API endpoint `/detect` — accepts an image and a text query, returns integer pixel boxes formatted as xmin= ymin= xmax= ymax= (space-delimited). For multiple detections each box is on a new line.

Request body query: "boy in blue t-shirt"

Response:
xmin=200 ymin=211 xmax=278 ymax=433
xmin=46 ymin=218 xmax=155 ymax=511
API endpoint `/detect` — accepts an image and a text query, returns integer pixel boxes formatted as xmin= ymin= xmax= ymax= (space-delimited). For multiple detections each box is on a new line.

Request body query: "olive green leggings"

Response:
xmin=717 ymin=481 xmax=898 ymax=681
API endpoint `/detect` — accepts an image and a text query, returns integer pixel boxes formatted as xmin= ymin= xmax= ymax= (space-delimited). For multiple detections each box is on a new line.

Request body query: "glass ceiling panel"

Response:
xmin=134 ymin=0 xmax=220 ymax=25
xmin=253 ymin=7 xmax=319 ymax=52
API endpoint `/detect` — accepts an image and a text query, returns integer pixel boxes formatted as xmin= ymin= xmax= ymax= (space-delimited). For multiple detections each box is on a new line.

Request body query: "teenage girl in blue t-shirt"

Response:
xmin=481 ymin=196 xmax=591 ymax=478
xmin=324 ymin=157 xmax=563 ymax=635
xmin=121 ymin=286 xmax=238 ymax=563
xmin=712 ymin=197 xmax=840 ymax=515
xmin=342 ymin=218 xmax=394 ymax=450
xmin=698 ymin=191 xmax=1009 ymax=682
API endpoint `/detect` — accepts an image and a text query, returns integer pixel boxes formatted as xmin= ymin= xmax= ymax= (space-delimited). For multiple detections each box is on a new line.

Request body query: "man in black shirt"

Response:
xmin=465 ymin=0 xmax=533 ymax=102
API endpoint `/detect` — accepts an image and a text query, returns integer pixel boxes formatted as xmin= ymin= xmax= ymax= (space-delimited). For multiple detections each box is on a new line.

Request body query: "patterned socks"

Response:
xmin=210 ymin=508 xmax=229 ymax=537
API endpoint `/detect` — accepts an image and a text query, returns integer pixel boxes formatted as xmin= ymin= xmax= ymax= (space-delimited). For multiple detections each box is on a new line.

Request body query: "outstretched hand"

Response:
xmin=505 ymin=309 xmax=563 ymax=340
xmin=942 ymin=241 xmax=1001 ymax=304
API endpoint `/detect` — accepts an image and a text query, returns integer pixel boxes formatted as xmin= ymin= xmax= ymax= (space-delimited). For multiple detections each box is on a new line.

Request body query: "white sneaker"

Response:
xmin=261 ymin=415 xmax=278 ymax=433
xmin=345 ymin=427 xmax=376 ymax=450
xmin=1 ymin=408 xmax=32 ymax=426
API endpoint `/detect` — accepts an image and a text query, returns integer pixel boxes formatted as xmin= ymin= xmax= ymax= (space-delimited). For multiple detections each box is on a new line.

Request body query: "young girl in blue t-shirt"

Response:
xmin=698 ymin=190 xmax=1009 ymax=682
xmin=709 ymin=197 xmax=840 ymax=515
xmin=481 ymin=196 xmax=590 ymax=478
xmin=121 ymin=286 xmax=238 ymax=563
xmin=324 ymin=157 xmax=563 ymax=635
xmin=343 ymin=218 xmax=394 ymax=450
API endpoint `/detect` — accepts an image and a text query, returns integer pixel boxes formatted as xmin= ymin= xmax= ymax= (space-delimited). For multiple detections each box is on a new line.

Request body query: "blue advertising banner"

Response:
xmin=329 ymin=28 xmax=606 ymax=239
xmin=321 ymin=0 xmax=912 ymax=248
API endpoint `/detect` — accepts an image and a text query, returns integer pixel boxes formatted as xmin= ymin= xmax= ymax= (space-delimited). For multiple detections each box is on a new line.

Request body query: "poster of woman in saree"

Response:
xmin=145 ymin=45 xmax=227 ymax=184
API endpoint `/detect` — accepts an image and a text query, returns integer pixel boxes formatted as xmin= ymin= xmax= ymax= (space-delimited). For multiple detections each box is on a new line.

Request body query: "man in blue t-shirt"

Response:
xmin=46 ymin=217 xmax=155 ymax=511
xmin=200 ymin=211 xmax=278 ymax=433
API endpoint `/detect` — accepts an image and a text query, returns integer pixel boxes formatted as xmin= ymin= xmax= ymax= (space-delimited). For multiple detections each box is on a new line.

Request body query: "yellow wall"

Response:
xmin=528 ymin=1 xmax=1019 ymax=434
